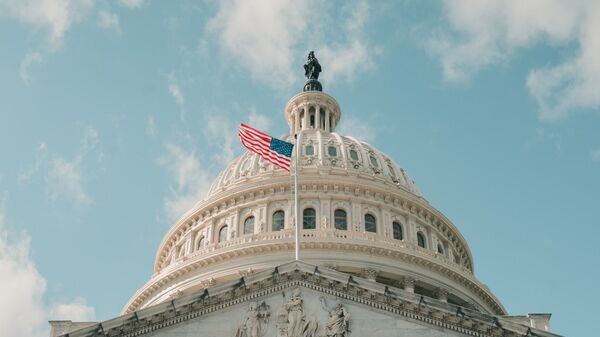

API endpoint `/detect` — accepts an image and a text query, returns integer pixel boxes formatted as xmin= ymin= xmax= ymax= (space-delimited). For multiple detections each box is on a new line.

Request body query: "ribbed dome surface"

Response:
xmin=208 ymin=130 xmax=422 ymax=199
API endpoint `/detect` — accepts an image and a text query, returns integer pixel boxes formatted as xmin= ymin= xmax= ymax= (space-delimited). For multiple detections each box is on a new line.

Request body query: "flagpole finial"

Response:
xmin=303 ymin=51 xmax=322 ymax=92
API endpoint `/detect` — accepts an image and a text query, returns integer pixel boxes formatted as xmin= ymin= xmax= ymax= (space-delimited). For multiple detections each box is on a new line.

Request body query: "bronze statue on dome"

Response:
xmin=304 ymin=51 xmax=321 ymax=80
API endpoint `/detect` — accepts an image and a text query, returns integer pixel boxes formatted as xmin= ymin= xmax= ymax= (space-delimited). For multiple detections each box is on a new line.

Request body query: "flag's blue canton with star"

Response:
xmin=270 ymin=137 xmax=294 ymax=157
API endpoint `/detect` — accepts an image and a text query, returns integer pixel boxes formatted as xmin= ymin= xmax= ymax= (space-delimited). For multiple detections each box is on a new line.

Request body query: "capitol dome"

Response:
xmin=122 ymin=83 xmax=508 ymax=318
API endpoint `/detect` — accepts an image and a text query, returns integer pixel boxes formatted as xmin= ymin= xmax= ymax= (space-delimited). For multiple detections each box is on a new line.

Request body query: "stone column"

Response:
xmin=325 ymin=108 xmax=330 ymax=132
xmin=294 ymin=109 xmax=300 ymax=134
xmin=315 ymin=105 xmax=321 ymax=130
xmin=303 ymin=105 xmax=309 ymax=130
xmin=403 ymin=277 xmax=415 ymax=293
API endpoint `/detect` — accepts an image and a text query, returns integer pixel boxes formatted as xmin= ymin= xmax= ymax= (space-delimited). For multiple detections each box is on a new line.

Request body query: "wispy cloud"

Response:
xmin=146 ymin=115 xmax=156 ymax=136
xmin=428 ymin=0 xmax=600 ymax=121
xmin=207 ymin=0 xmax=378 ymax=88
xmin=591 ymin=149 xmax=600 ymax=162
xmin=0 ymin=0 xmax=94 ymax=50
xmin=19 ymin=52 xmax=44 ymax=86
xmin=167 ymin=74 xmax=185 ymax=121
xmin=96 ymin=10 xmax=120 ymax=32
xmin=159 ymin=144 xmax=213 ymax=222
xmin=0 ymin=202 xmax=95 ymax=337
xmin=18 ymin=127 xmax=102 ymax=206
xmin=337 ymin=116 xmax=375 ymax=143
xmin=117 ymin=0 xmax=144 ymax=9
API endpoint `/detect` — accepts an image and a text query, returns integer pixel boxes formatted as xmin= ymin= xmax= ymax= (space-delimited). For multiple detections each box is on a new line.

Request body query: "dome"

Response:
xmin=123 ymin=89 xmax=505 ymax=318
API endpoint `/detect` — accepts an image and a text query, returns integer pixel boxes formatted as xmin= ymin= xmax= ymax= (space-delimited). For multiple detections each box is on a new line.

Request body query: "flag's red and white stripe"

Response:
xmin=238 ymin=123 xmax=292 ymax=171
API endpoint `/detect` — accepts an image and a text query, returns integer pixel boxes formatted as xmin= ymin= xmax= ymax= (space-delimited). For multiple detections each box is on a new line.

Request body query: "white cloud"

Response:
xmin=49 ymin=297 xmax=95 ymax=321
xmin=430 ymin=0 xmax=600 ymax=121
xmin=146 ymin=115 xmax=156 ymax=136
xmin=0 ymin=203 xmax=95 ymax=337
xmin=160 ymin=144 xmax=213 ymax=221
xmin=19 ymin=52 xmax=44 ymax=86
xmin=207 ymin=0 xmax=377 ymax=88
xmin=167 ymin=74 xmax=185 ymax=121
xmin=117 ymin=0 xmax=143 ymax=9
xmin=591 ymin=149 xmax=600 ymax=162
xmin=206 ymin=115 xmax=237 ymax=167
xmin=96 ymin=9 xmax=120 ymax=31
xmin=0 ymin=0 xmax=94 ymax=50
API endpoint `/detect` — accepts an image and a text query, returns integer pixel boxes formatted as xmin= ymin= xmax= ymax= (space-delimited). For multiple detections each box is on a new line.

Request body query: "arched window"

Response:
xmin=369 ymin=154 xmax=379 ymax=168
xmin=197 ymin=237 xmax=205 ymax=250
xmin=303 ymin=208 xmax=316 ymax=229
xmin=392 ymin=222 xmax=403 ymax=240
xmin=365 ymin=213 xmax=377 ymax=233
xmin=437 ymin=243 xmax=444 ymax=254
xmin=417 ymin=231 xmax=426 ymax=248
xmin=244 ymin=216 xmax=255 ymax=235
xmin=334 ymin=209 xmax=347 ymax=230
xmin=305 ymin=145 xmax=314 ymax=156
xmin=272 ymin=210 xmax=285 ymax=231
xmin=218 ymin=225 xmax=228 ymax=243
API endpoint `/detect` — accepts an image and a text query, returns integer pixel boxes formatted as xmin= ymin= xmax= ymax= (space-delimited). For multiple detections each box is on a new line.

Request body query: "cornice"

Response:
xmin=69 ymin=262 xmax=557 ymax=337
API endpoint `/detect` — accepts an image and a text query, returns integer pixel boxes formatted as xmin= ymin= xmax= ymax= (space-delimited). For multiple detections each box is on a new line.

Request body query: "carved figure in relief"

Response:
xmin=281 ymin=288 xmax=319 ymax=337
xmin=236 ymin=301 xmax=270 ymax=337
xmin=320 ymin=297 xmax=350 ymax=337
xmin=322 ymin=216 xmax=329 ymax=229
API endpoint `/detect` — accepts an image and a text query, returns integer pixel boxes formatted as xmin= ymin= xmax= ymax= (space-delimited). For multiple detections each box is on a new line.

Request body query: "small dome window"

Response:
xmin=218 ymin=225 xmax=228 ymax=242
xmin=305 ymin=145 xmax=315 ymax=156
xmin=365 ymin=213 xmax=377 ymax=233
xmin=303 ymin=208 xmax=316 ymax=229
xmin=349 ymin=149 xmax=359 ymax=161
xmin=272 ymin=210 xmax=285 ymax=231
xmin=197 ymin=237 xmax=205 ymax=251
xmin=437 ymin=243 xmax=444 ymax=254
xmin=454 ymin=253 xmax=461 ymax=265
xmin=369 ymin=154 xmax=379 ymax=168
xmin=387 ymin=163 xmax=397 ymax=178
xmin=327 ymin=146 xmax=337 ymax=157
xmin=244 ymin=216 xmax=255 ymax=235
xmin=334 ymin=209 xmax=347 ymax=230
xmin=417 ymin=231 xmax=426 ymax=248
xmin=392 ymin=221 xmax=403 ymax=240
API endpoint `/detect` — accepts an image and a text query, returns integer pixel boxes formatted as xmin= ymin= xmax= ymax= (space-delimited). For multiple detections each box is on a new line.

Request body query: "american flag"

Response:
xmin=238 ymin=123 xmax=294 ymax=172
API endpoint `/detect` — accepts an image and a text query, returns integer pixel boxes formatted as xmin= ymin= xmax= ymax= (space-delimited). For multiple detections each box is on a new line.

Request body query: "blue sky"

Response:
xmin=0 ymin=1 xmax=598 ymax=336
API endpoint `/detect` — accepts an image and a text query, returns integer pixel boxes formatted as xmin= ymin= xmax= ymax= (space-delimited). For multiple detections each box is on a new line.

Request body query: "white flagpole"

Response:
xmin=294 ymin=132 xmax=301 ymax=261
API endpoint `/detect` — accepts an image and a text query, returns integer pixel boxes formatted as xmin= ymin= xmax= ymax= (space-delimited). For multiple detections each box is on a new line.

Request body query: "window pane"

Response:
xmin=272 ymin=211 xmax=285 ymax=231
xmin=387 ymin=163 xmax=397 ymax=178
xmin=334 ymin=209 xmax=347 ymax=230
xmin=437 ymin=244 xmax=444 ymax=254
xmin=365 ymin=214 xmax=376 ymax=233
xmin=303 ymin=208 xmax=316 ymax=229
xmin=328 ymin=146 xmax=337 ymax=157
xmin=244 ymin=216 xmax=255 ymax=235
xmin=306 ymin=145 xmax=314 ymax=156
xmin=219 ymin=225 xmax=228 ymax=242
xmin=369 ymin=154 xmax=379 ymax=167
xmin=349 ymin=149 xmax=359 ymax=161
xmin=393 ymin=222 xmax=403 ymax=240
xmin=417 ymin=232 xmax=426 ymax=248
xmin=197 ymin=237 xmax=205 ymax=250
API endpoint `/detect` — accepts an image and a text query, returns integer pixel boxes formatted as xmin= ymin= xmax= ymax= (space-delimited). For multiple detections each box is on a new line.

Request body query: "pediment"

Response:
xmin=58 ymin=261 xmax=558 ymax=337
